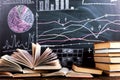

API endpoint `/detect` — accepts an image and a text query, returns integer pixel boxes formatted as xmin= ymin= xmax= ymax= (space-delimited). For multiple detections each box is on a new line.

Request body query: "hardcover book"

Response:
xmin=94 ymin=53 xmax=120 ymax=57
xmin=72 ymin=64 xmax=103 ymax=75
xmin=104 ymin=71 xmax=120 ymax=77
xmin=94 ymin=48 xmax=120 ymax=53
xmin=94 ymin=41 xmax=120 ymax=49
xmin=94 ymin=57 xmax=120 ymax=63
xmin=95 ymin=63 xmax=120 ymax=71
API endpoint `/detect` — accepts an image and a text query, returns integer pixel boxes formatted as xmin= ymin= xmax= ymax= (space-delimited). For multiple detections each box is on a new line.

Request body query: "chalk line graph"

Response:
xmin=2 ymin=0 xmax=120 ymax=52
xmin=37 ymin=14 xmax=120 ymax=46
xmin=3 ymin=33 xmax=35 ymax=52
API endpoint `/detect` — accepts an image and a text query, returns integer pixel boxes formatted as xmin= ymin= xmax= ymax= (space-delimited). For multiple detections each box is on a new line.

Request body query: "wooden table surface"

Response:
xmin=0 ymin=76 xmax=120 ymax=80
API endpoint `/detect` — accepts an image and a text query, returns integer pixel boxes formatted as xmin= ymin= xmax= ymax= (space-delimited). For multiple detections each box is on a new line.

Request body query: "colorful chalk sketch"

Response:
xmin=1 ymin=0 xmax=120 ymax=51
xmin=7 ymin=5 xmax=34 ymax=33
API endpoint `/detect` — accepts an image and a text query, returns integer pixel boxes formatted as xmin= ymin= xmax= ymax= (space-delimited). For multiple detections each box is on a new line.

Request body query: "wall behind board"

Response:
xmin=0 ymin=0 xmax=120 ymax=67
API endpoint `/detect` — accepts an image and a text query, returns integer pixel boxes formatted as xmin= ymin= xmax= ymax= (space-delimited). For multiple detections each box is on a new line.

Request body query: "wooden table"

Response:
xmin=1 ymin=76 xmax=120 ymax=80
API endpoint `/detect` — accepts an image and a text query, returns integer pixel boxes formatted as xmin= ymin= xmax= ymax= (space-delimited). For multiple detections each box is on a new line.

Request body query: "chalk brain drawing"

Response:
xmin=7 ymin=5 xmax=34 ymax=33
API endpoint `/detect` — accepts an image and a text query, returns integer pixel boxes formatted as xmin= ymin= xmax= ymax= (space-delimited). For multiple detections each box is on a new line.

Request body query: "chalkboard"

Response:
xmin=1 ymin=0 xmax=120 ymax=67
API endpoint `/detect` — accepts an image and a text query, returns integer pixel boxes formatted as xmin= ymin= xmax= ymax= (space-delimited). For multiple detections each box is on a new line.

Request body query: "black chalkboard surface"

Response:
xmin=0 ymin=0 xmax=120 ymax=67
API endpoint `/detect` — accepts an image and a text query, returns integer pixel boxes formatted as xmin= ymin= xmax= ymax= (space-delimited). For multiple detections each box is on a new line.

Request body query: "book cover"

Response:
xmin=72 ymin=64 xmax=103 ymax=75
xmin=104 ymin=71 xmax=120 ymax=77
xmin=94 ymin=41 xmax=120 ymax=49
xmin=94 ymin=53 xmax=120 ymax=57
xmin=94 ymin=56 xmax=120 ymax=63
xmin=96 ymin=63 xmax=120 ymax=71
xmin=94 ymin=48 xmax=120 ymax=53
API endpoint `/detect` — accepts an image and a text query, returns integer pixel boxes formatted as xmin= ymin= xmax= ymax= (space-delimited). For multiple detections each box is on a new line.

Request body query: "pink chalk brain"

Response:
xmin=8 ymin=5 xmax=34 ymax=33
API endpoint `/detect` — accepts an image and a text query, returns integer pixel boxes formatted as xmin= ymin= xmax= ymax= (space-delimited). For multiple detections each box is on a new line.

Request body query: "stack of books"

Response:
xmin=94 ymin=41 xmax=120 ymax=76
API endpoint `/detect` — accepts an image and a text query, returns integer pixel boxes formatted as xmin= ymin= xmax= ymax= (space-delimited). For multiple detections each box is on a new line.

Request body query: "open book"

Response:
xmin=42 ymin=67 xmax=69 ymax=77
xmin=42 ymin=67 xmax=93 ymax=78
xmin=0 ymin=43 xmax=61 ymax=72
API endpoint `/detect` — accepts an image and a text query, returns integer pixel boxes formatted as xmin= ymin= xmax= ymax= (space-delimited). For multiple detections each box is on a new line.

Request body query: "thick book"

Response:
xmin=0 ymin=72 xmax=13 ymax=77
xmin=13 ymin=73 xmax=41 ymax=78
xmin=94 ymin=53 xmax=120 ymax=57
xmin=96 ymin=63 xmax=120 ymax=71
xmin=94 ymin=57 xmax=120 ymax=63
xmin=72 ymin=64 xmax=102 ymax=75
xmin=94 ymin=48 xmax=120 ymax=53
xmin=42 ymin=67 xmax=93 ymax=78
xmin=23 ymin=68 xmax=51 ymax=74
xmin=94 ymin=41 xmax=120 ymax=49
xmin=104 ymin=71 xmax=120 ymax=77
xmin=0 ymin=72 xmax=41 ymax=78
xmin=0 ymin=43 xmax=61 ymax=72
xmin=66 ymin=70 xmax=93 ymax=78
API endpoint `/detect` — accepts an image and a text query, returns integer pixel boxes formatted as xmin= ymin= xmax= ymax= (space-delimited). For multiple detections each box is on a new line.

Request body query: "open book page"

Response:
xmin=16 ymin=49 xmax=33 ymax=64
xmin=36 ymin=52 xmax=58 ymax=66
xmin=34 ymin=59 xmax=62 ymax=70
xmin=0 ymin=57 xmax=22 ymax=72
xmin=41 ymin=52 xmax=58 ymax=64
xmin=34 ymin=43 xmax=41 ymax=63
xmin=42 ymin=67 xmax=69 ymax=77
xmin=11 ymin=52 xmax=33 ymax=68
xmin=11 ymin=49 xmax=33 ymax=68
xmin=32 ymin=43 xmax=36 ymax=59
xmin=34 ymin=47 xmax=53 ymax=66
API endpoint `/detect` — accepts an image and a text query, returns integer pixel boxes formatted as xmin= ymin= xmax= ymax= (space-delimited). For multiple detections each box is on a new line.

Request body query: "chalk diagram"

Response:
xmin=2 ymin=0 xmax=120 ymax=52
xmin=34 ymin=0 xmax=120 ymax=47
xmin=37 ymin=14 xmax=120 ymax=47
xmin=82 ymin=0 xmax=118 ymax=5
xmin=2 ymin=4 xmax=35 ymax=52
xmin=7 ymin=5 xmax=34 ymax=33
